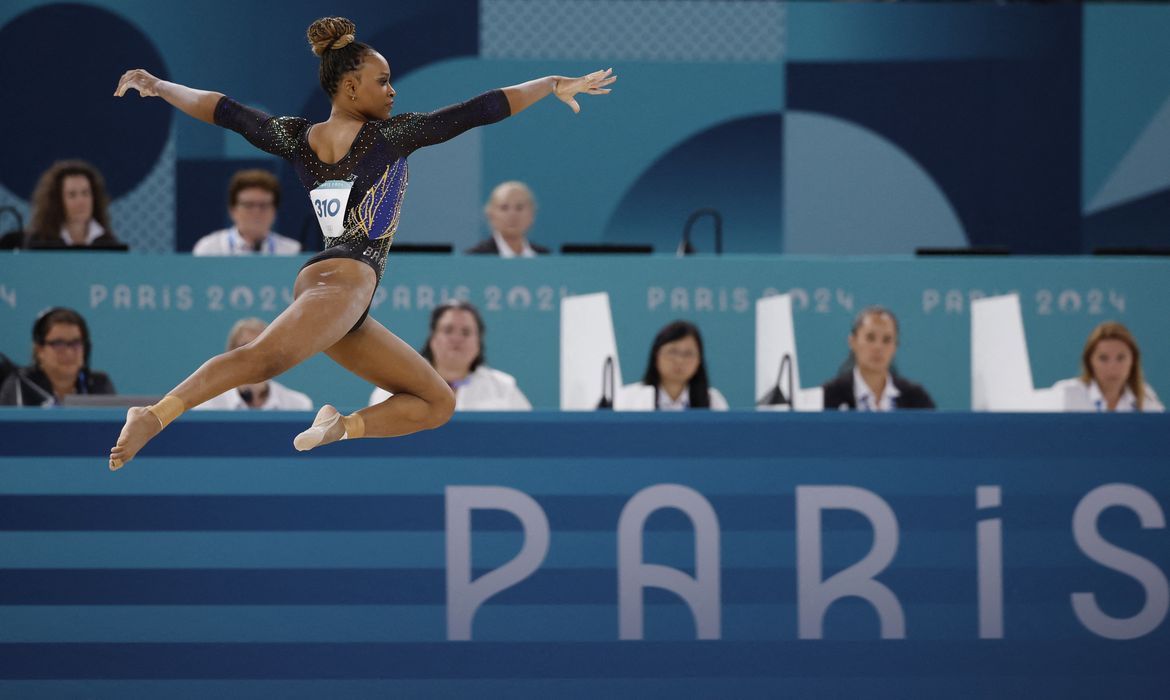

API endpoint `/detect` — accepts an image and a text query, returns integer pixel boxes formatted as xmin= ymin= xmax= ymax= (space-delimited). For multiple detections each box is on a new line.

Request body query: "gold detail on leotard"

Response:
xmin=352 ymin=159 xmax=407 ymax=243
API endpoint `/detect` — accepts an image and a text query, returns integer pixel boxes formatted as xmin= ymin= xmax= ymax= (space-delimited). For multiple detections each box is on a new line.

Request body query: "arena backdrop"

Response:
xmin=0 ymin=1 xmax=1167 ymax=254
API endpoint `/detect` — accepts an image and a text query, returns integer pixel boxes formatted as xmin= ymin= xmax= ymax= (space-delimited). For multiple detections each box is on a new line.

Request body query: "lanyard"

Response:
xmin=228 ymin=229 xmax=275 ymax=254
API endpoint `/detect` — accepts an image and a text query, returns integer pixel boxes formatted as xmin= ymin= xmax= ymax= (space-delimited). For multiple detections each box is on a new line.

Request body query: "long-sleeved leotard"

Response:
xmin=214 ymin=90 xmax=511 ymax=282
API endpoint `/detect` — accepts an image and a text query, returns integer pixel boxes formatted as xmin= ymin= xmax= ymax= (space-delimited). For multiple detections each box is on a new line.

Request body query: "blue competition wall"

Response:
xmin=1 ymin=254 xmax=1167 ymax=411
xmin=0 ymin=410 xmax=1168 ymax=698
xmin=0 ymin=2 xmax=1167 ymax=254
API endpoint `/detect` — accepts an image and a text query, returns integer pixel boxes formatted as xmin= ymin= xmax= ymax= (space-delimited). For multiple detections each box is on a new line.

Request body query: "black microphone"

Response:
xmin=757 ymin=353 xmax=793 ymax=409
xmin=596 ymin=355 xmax=615 ymax=410
xmin=677 ymin=208 xmax=723 ymax=256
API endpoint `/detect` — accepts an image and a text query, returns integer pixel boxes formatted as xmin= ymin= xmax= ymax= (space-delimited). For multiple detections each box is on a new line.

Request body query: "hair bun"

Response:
xmin=307 ymin=17 xmax=357 ymax=57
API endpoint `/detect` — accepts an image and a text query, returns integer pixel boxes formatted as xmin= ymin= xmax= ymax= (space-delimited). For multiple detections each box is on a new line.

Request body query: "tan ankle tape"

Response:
xmin=148 ymin=395 xmax=186 ymax=429
xmin=342 ymin=412 xmax=365 ymax=440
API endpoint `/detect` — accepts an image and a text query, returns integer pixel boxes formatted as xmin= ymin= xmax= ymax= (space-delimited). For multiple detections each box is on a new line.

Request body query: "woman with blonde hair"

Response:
xmin=1052 ymin=321 xmax=1163 ymax=412
xmin=108 ymin=16 xmax=615 ymax=469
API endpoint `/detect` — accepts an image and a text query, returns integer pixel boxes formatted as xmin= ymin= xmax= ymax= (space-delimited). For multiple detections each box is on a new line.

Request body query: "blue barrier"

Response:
xmin=0 ymin=409 xmax=1167 ymax=698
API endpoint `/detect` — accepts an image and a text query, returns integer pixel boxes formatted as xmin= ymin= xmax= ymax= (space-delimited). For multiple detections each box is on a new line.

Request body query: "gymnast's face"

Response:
xmin=430 ymin=309 xmax=480 ymax=375
xmin=348 ymin=51 xmax=395 ymax=120
xmin=849 ymin=313 xmax=898 ymax=376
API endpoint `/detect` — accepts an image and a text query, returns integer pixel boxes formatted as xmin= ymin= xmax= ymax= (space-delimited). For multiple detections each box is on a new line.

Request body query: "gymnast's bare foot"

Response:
xmin=109 ymin=406 xmax=163 ymax=471
xmin=294 ymin=404 xmax=347 ymax=451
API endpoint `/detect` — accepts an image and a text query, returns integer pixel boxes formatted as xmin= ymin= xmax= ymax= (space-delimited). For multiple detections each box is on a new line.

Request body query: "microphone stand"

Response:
xmin=597 ymin=355 xmax=615 ymax=410
xmin=677 ymin=208 xmax=723 ymax=256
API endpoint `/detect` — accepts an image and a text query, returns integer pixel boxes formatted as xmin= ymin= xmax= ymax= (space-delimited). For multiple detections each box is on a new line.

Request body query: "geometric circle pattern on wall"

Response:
xmin=0 ymin=4 xmax=170 ymax=198
xmin=108 ymin=130 xmax=176 ymax=253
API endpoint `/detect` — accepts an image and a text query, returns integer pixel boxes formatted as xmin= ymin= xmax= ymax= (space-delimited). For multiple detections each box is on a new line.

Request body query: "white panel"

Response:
xmin=560 ymin=292 xmax=622 ymax=410
xmin=971 ymin=294 xmax=1050 ymax=411
xmin=614 ymin=382 xmax=655 ymax=411
xmin=755 ymin=294 xmax=819 ymax=410
xmin=795 ymin=386 xmax=825 ymax=412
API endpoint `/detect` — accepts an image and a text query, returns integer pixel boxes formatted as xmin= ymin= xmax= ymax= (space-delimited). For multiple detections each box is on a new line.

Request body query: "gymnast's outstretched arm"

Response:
xmin=502 ymin=68 xmax=616 ymax=115
xmin=114 ymin=69 xmax=223 ymax=125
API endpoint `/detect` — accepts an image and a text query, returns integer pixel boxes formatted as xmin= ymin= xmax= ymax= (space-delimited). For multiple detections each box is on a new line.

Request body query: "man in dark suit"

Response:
xmin=821 ymin=306 xmax=935 ymax=411
xmin=465 ymin=181 xmax=550 ymax=257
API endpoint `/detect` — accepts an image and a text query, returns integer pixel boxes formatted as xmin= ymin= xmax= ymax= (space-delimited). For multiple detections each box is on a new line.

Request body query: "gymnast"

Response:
xmin=109 ymin=16 xmax=615 ymax=469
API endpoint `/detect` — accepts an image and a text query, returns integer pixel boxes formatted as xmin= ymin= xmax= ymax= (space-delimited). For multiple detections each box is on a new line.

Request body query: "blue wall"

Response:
xmin=0 ymin=410 xmax=1168 ymax=697
xmin=0 ymin=2 xmax=1167 ymax=254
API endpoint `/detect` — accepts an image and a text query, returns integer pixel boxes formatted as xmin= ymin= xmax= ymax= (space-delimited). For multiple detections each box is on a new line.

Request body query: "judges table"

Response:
xmin=1 ymin=253 xmax=1168 ymax=410
xmin=0 ymin=409 xmax=1167 ymax=699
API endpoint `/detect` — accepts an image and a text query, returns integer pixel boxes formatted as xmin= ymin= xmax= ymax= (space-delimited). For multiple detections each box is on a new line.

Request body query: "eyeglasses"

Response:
xmin=43 ymin=339 xmax=84 ymax=350
xmin=660 ymin=348 xmax=699 ymax=360
xmin=235 ymin=201 xmax=275 ymax=211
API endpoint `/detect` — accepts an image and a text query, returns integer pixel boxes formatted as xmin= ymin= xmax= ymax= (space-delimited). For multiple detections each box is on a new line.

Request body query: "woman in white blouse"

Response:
xmin=370 ymin=300 xmax=531 ymax=411
xmin=1052 ymin=321 xmax=1163 ymax=412
xmin=616 ymin=320 xmax=728 ymax=411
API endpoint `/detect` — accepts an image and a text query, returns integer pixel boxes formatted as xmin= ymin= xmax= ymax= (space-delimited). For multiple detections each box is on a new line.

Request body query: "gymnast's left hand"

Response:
xmin=114 ymin=69 xmax=162 ymax=98
xmin=552 ymin=68 xmax=617 ymax=114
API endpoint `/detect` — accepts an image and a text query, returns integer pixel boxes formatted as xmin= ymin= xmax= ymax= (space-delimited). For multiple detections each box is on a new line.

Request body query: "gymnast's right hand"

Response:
xmin=114 ymin=69 xmax=161 ymax=98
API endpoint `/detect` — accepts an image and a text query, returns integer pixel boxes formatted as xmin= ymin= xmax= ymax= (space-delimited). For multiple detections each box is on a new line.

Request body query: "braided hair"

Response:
xmin=306 ymin=17 xmax=373 ymax=97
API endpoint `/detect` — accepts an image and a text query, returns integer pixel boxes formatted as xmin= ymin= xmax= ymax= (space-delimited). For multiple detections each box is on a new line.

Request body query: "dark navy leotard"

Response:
xmin=214 ymin=90 xmax=511 ymax=282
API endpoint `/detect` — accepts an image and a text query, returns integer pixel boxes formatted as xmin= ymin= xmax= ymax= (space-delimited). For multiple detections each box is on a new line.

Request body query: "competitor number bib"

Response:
xmin=309 ymin=180 xmax=353 ymax=238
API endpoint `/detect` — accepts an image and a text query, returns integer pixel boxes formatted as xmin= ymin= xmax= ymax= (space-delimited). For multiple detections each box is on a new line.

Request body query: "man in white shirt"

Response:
xmin=194 ymin=318 xmax=313 ymax=411
xmin=192 ymin=169 xmax=302 ymax=256
xmin=464 ymin=181 xmax=550 ymax=256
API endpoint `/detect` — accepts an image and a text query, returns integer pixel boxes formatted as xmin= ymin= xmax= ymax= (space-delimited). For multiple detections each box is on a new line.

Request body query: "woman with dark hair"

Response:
xmin=821 ymin=306 xmax=934 ymax=411
xmin=19 ymin=160 xmax=123 ymax=249
xmin=1051 ymin=321 xmax=1163 ymax=412
xmin=0 ymin=307 xmax=116 ymax=406
xmin=616 ymin=320 xmax=728 ymax=411
xmin=369 ymin=300 xmax=531 ymax=410
xmin=107 ymin=17 xmax=610 ymax=468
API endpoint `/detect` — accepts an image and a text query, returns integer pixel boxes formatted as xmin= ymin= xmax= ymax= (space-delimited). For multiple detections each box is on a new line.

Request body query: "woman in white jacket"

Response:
xmin=370 ymin=300 xmax=531 ymax=411
xmin=1051 ymin=321 xmax=1163 ymax=413
xmin=615 ymin=320 xmax=728 ymax=411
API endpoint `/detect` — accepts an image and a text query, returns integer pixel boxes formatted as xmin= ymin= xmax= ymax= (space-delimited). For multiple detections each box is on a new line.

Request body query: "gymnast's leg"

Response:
xmin=109 ymin=258 xmax=376 ymax=470
xmin=292 ymin=315 xmax=456 ymax=450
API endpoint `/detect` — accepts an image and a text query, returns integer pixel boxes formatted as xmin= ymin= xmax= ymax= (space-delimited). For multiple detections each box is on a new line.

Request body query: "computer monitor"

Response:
xmin=560 ymin=243 xmax=653 ymax=255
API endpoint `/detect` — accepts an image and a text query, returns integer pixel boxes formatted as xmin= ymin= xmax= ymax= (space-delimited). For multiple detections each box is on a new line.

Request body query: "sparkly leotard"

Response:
xmin=213 ymin=90 xmax=511 ymax=282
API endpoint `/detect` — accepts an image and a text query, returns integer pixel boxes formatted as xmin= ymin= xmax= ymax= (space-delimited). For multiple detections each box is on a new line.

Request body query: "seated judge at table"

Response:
xmin=370 ymin=300 xmax=531 ymax=410
xmin=193 ymin=318 xmax=313 ymax=410
xmin=0 ymin=307 xmax=116 ymax=406
xmin=1050 ymin=321 xmax=1163 ymax=412
xmin=615 ymin=320 xmax=729 ymax=411
xmin=464 ymin=181 xmax=550 ymax=257
xmin=1 ymin=160 xmax=125 ymax=249
xmin=821 ymin=306 xmax=934 ymax=411
xmin=192 ymin=169 xmax=301 ymax=256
